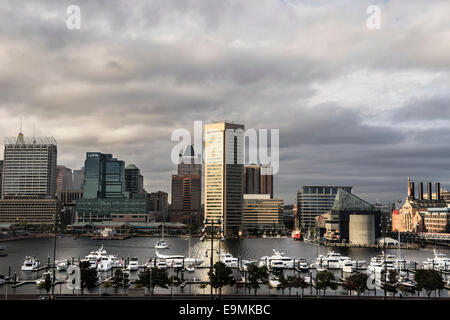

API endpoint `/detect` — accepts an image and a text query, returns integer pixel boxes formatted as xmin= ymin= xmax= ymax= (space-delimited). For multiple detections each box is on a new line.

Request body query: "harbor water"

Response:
xmin=1 ymin=236 xmax=449 ymax=297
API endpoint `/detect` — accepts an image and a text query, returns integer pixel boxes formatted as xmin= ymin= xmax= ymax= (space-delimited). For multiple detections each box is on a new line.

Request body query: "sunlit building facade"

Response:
xmin=204 ymin=122 xmax=244 ymax=237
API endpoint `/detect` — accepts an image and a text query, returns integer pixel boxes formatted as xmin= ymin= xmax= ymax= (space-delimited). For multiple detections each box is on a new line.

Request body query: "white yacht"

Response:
xmin=185 ymin=265 xmax=196 ymax=272
xmin=297 ymin=258 xmax=309 ymax=271
xmin=156 ymin=260 xmax=168 ymax=270
xmin=155 ymin=251 xmax=204 ymax=266
xmin=315 ymin=251 xmax=351 ymax=269
xmin=154 ymin=224 xmax=169 ymax=249
xmin=219 ymin=252 xmax=239 ymax=268
xmin=85 ymin=245 xmax=108 ymax=269
xmin=21 ymin=256 xmax=40 ymax=271
xmin=97 ymin=256 xmax=113 ymax=272
xmin=56 ymin=259 xmax=69 ymax=271
xmin=368 ymin=252 xmax=396 ymax=273
xmin=423 ymin=249 xmax=450 ymax=271
xmin=259 ymin=250 xmax=295 ymax=269
xmin=127 ymin=257 xmax=139 ymax=271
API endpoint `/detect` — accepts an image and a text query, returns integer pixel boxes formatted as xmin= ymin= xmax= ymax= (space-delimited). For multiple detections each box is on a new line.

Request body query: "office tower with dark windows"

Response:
xmin=75 ymin=152 xmax=150 ymax=222
xmin=56 ymin=165 xmax=73 ymax=193
xmin=171 ymin=145 xmax=202 ymax=226
xmin=149 ymin=191 xmax=169 ymax=222
xmin=125 ymin=164 xmax=144 ymax=194
xmin=297 ymin=185 xmax=353 ymax=229
xmin=260 ymin=165 xmax=273 ymax=198
xmin=244 ymin=164 xmax=260 ymax=194
xmin=72 ymin=167 xmax=84 ymax=191
xmin=0 ymin=132 xmax=60 ymax=224
xmin=204 ymin=121 xmax=244 ymax=237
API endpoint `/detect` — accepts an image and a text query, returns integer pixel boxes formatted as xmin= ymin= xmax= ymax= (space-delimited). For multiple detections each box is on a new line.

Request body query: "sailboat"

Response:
xmin=185 ymin=234 xmax=196 ymax=272
xmin=154 ymin=223 xmax=169 ymax=249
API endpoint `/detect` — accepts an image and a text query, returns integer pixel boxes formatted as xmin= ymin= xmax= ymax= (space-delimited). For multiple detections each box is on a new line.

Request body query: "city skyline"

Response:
xmin=0 ymin=1 xmax=450 ymax=204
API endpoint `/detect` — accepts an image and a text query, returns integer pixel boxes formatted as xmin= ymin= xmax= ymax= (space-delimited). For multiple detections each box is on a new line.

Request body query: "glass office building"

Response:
xmin=76 ymin=152 xmax=149 ymax=222
xmin=297 ymin=185 xmax=352 ymax=229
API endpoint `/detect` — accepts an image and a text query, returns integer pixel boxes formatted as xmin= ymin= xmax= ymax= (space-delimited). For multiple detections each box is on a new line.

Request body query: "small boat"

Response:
xmin=0 ymin=275 xmax=5 ymax=285
xmin=36 ymin=272 xmax=53 ymax=286
xmin=297 ymin=259 xmax=309 ymax=271
xmin=185 ymin=265 xmax=195 ymax=272
xmin=0 ymin=246 xmax=7 ymax=257
xmin=154 ymin=224 xmax=169 ymax=249
xmin=127 ymin=257 xmax=139 ymax=271
xmin=269 ymin=277 xmax=281 ymax=288
xmin=154 ymin=239 xmax=169 ymax=250
xmin=156 ymin=260 xmax=168 ymax=270
xmin=56 ymin=259 xmax=69 ymax=271
xmin=259 ymin=249 xmax=295 ymax=269
xmin=21 ymin=256 xmax=40 ymax=271
xmin=219 ymin=252 xmax=239 ymax=268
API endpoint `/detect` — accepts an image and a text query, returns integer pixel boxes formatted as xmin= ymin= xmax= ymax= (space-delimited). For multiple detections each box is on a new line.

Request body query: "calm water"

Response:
xmin=1 ymin=236 xmax=449 ymax=296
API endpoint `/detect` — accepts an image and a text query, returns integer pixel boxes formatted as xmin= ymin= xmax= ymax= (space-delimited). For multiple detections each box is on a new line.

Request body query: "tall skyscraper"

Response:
xmin=0 ymin=132 xmax=60 ymax=224
xmin=82 ymin=152 xmax=128 ymax=199
xmin=244 ymin=164 xmax=260 ymax=194
xmin=171 ymin=145 xmax=202 ymax=226
xmin=204 ymin=121 xmax=244 ymax=237
xmin=72 ymin=167 xmax=84 ymax=190
xmin=125 ymin=164 xmax=144 ymax=194
xmin=297 ymin=185 xmax=352 ymax=229
xmin=56 ymin=165 xmax=73 ymax=192
xmin=75 ymin=152 xmax=151 ymax=222
xmin=260 ymin=165 xmax=273 ymax=199
xmin=2 ymin=133 xmax=57 ymax=198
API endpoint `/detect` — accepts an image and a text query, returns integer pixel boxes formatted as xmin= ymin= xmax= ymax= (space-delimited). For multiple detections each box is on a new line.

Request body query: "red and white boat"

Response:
xmin=291 ymin=230 xmax=302 ymax=240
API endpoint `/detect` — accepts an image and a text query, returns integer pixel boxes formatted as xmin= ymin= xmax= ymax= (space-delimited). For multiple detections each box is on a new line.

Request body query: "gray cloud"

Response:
xmin=0 ymin=0 xmax=449 ymax=204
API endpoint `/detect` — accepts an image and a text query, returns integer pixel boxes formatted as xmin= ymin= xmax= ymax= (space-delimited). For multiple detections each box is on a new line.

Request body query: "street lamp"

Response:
xmin=200 ymin=218 xmax=223 ymax=299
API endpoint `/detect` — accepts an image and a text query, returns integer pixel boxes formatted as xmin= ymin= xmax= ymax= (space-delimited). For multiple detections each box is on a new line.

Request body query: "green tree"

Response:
xmin=342 ymin=272 xmax=368 ymax=296
xmin=135 ymin=267 xmax=170 ymax=295
xmin=382 ymin=270 xmax=398 ymax=296
xmin=246 ymin=265 xmax=269 ymax=295
xmin=199 ymin=282 xmax=208 ymax=295
xmin=112 ymin=269 xmax=129 ymax=293
xmin=277 ymin=273 xmax=288 ymax=295
xmin=414 ymin=269 xmax=445 ymax=297
xmin=316 ymin=270 xmax=336 ymax=296
xmin=208 ymin=261 xmax=235 ymax=296
xmin=79 ymin=260 xmax=98 ymax=293
xmin=102 ymin=280 xmax=113 ymax=295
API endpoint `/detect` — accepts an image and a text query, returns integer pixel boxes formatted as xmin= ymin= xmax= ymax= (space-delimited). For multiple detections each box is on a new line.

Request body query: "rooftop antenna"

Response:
xmin=33 ymin=124 xmax=36 ymax=143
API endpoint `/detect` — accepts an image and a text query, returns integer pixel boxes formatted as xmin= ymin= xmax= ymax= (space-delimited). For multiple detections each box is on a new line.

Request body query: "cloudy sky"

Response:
xmin=0 ymin=0 xmax=449 ymax=205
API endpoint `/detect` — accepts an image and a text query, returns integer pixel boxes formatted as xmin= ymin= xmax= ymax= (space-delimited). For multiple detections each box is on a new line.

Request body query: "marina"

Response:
xmin=1 ymin=236 xmax=450 ymax=297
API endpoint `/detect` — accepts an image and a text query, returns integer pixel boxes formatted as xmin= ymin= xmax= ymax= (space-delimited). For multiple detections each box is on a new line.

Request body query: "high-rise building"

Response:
xmin=243 ymin=194 xmax=284 ymax=233
xmin=2 ymin=133 xmax=57 ymax=198
xmin=125 ymin=164 xmax=144 ymax=194
xmin=75 ymin=152 xmax=150 ymax=222
xmin=56 ymin=165 xmax=73 ymax=192
xmin=170 ymin=145 xmax=202 ymax=226
xmin=204 ymin=121 xmax=244 ymax=237
xmin=149 ymin=191 xmax=169 ymax=222
xmin=244 ymin=164 xmax=260 ymax=194
xmin=260 ymin=165 xmax=273 ymax=198
xmin=0 ymin=132 xmax=60 ymax=224
xmin=297 ymin=185 xmax=352 ymax=229
xmin=72 ymin=167 xmax=84 ymax=191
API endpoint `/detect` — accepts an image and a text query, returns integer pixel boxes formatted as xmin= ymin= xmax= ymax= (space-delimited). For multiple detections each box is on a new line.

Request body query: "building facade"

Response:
xmin=323 ymin=188 xmax=381 ymax=245
xmin=297 ymin=185 xmax=352 ymax=229
xmin=392 ymin=178 xmax=447 ymax=233
xmin=244 ymin=164 xmax=260 ymax=194
xmin=72 ymin=168 xmax=84 ymax=190
xmin=2 ymin=134 xmax=57 ymax=198
xmin=242 ymin=194 xmax=284 ymax=233
xmin=0 ymin=160 xmax=3 ymax=197
xmin=76 ymin=152 xmax=150 ymax=222
xmin=56 ymin=165 xmax=73 ymax=193
xmin=0 ymin=133 xmax=59 ymax=224
xmin=125 ymin=164 xmax=144 ymax=194
xmin=260 ymin=165 xmax=273 ymax=199
xmin=170 ymin=146 xmax=202 ymax=227
xmin=204 ymin=121 xmax=244 ymax=237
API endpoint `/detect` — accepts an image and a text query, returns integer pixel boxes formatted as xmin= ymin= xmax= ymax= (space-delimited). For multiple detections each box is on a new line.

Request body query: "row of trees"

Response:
xmin=73 ymin=261 xmax=446 ymax=297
